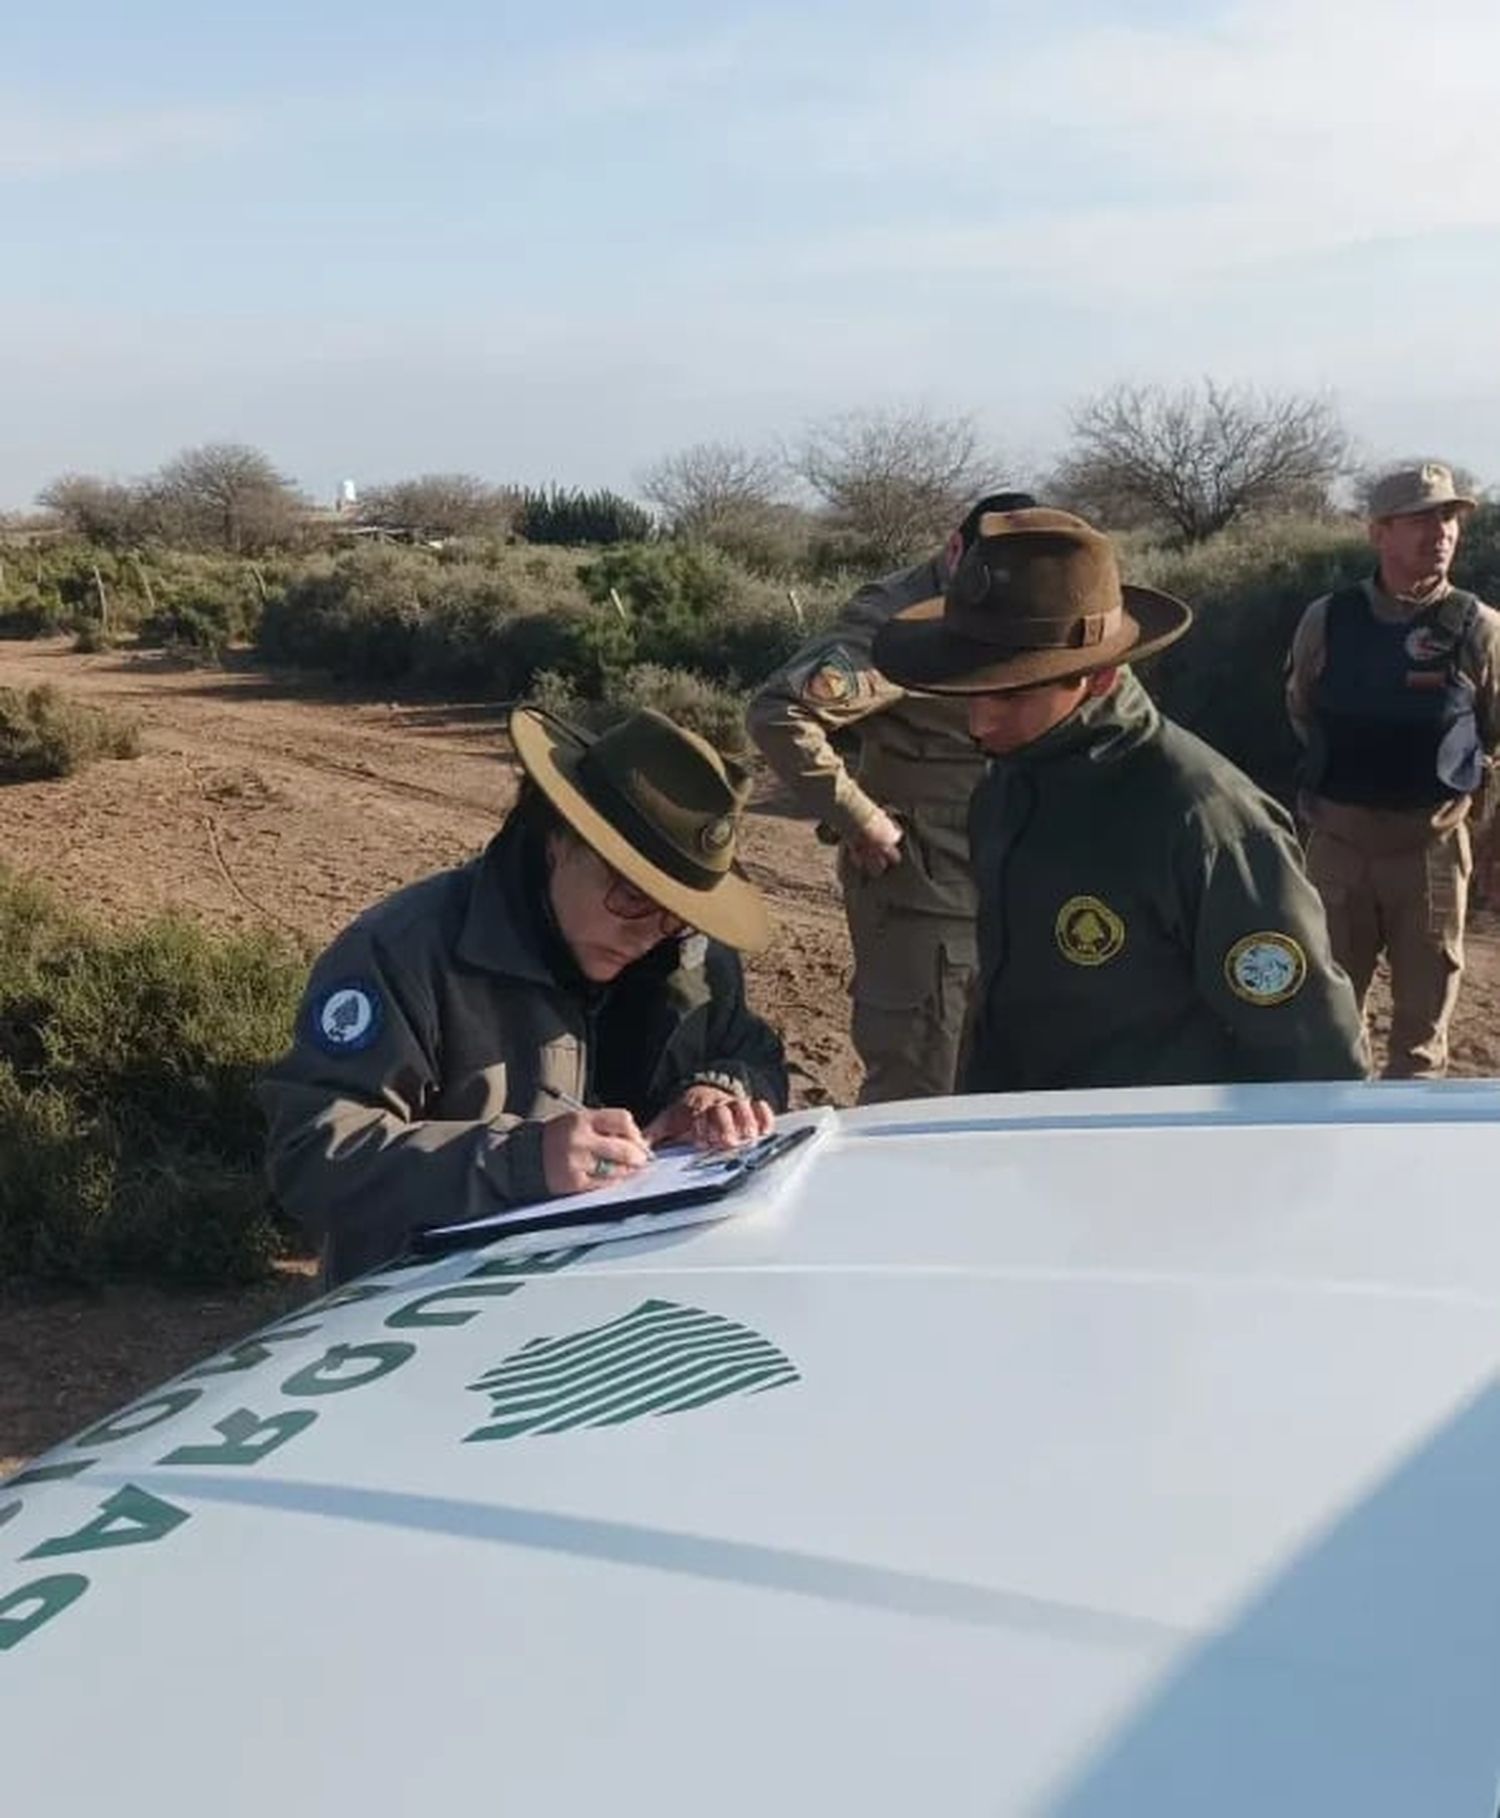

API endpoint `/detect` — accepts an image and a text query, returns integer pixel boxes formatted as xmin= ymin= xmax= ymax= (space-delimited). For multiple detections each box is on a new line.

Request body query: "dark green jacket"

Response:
xmin=963 ymin=672 xmax=1368 ymax=1093
xmin=260 ymin=816 xmax=788 ymax=1286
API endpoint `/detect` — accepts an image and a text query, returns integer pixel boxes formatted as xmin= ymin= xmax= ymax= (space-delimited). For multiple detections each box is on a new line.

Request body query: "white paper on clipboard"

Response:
xmin=413 ymin=1108 xmax=835 ymax=1260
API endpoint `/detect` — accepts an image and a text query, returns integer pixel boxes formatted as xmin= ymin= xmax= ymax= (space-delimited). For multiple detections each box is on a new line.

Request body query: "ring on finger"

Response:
xmin=589 ymin=1155 xmax=616 ymax=1181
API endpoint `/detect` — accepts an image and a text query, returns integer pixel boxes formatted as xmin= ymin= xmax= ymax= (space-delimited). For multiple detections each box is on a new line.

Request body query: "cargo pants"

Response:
xmin=1306 ymin=817 xmax=1471 ymax=1078
xmin=839 ymin=804 xmax=976 ymax=1105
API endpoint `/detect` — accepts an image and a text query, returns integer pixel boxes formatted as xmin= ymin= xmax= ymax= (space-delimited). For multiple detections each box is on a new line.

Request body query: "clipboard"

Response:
xmin=408 ymin=1119 xmax=825 ymax=1259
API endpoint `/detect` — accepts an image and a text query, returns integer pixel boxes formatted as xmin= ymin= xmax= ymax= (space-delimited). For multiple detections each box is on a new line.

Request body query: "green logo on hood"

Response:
xmin=464 ymin=1298 xmax=798 ymax=1442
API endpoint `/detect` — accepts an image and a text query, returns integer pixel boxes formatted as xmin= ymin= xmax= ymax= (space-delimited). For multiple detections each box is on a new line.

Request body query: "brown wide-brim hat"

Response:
xmin=510 ymin=705 xmax=770 ymax=952
xmin=873 ymin=507 xmax=1193 ymax=695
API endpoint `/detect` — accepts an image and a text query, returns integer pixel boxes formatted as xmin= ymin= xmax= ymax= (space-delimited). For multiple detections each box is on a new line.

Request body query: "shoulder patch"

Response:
xmin=308 ymin=980 xmax=385 ymax=1054
xmin=1225 ymin=933 xmax=1307 ymax=1006
xmin=1056 ymin=895 xmax=1126 ymax=967
xmin=801 ymin=650 xmax=861 ymax=704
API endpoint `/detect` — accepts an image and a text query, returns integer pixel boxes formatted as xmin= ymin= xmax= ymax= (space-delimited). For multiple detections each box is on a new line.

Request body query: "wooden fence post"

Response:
xmin=131 ymin=554 xmax=157 ymax=616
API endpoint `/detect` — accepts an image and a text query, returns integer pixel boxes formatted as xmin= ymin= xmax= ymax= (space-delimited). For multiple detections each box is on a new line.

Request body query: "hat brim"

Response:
xmin=873 ymin=583 xmax=1193 ymax=695
xmin=510 ymin=710 xmax=771 ymax=952
xmin=1371 ymin=494 xmax=1478 ymax=521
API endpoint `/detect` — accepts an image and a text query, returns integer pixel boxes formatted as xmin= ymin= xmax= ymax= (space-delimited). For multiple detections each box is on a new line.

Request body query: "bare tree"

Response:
xmin=36 ymin=473 xmax=149 ymax=549
xmin=638 ymin=440 xmax=811 ymax=571
xmin=639 ymin=441 xmax=785 ymax=528
xmin=1053 ymin=381 xmax=1349 ymax=543
xmin=146 ymin=443 xmax=306 ymax=553
xmin=360 ymin=473 xmax=519 ymax=540
xmin=791 ymin=405 xmax=993 ymax=567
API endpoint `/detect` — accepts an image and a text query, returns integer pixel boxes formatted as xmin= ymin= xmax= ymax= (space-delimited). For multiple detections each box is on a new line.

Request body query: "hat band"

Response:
xmin=956 ymin=606 xmax=1122 ymax=651
xmin=575 ymin=747 xmax=724 ymax=890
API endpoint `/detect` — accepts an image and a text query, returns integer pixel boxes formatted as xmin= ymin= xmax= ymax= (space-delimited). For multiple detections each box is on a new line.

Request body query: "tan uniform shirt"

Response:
xmin=1287 ymin=576 xmax=1500 ymax=840
xmin=746 ymin=554 xmax=983 ymax=922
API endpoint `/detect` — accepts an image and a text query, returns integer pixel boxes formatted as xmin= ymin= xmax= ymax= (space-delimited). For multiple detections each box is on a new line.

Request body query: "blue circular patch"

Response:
xmin=308 ymin=980 xmax=384 ymax=1056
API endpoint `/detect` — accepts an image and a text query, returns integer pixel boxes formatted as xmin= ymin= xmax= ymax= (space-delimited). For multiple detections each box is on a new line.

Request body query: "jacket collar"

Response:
xmin=997 ymin=665 xmax=1160 ymax=773
xmin=456 ymin=816 xmax=560 ymax=985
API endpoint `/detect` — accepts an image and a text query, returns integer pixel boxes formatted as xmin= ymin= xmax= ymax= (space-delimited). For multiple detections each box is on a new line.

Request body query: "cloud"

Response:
xmin=718 ymin=0 xmax=1500 ymax=296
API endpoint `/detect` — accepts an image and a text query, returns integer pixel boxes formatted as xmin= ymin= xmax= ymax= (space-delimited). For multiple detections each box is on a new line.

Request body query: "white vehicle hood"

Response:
xmin=5 ymin=1081 xmax=1500 ymax=1815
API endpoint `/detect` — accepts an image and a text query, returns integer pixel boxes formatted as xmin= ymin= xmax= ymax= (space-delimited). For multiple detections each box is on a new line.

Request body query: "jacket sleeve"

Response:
xmin=258 ymin=925 xmax=549 ymax=1284
xmin=746 ymin=566 xmax=932 ymax=844
xmin=1178 ymin=799 xmax=1369 ymax=1082
xmin=1465 ymin=599 xmax=1500 ymax=754
xmin=681 ymin=944 xmax=791 ymax=1110
xmin=1285 ymin=595 xmax=1329 ymax=746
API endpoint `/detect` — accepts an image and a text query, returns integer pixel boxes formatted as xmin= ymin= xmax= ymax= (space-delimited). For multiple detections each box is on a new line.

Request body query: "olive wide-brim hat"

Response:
xmin=873 ymin=507 xmax=1193 ymax=695
xmin=509 ymin=705 xmax=771 ymax=952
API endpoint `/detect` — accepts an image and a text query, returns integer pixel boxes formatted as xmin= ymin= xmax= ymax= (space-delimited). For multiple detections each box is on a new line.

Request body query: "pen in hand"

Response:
xmin=535 ymin=1082 xmax=654 ymax=1194
xmin=537 ymin=1081 xmax=589 ymax=1113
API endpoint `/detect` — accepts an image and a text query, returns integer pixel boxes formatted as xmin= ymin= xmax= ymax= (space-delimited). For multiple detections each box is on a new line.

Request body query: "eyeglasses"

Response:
xmin=600 ymin=860 xmax=689 ymax=937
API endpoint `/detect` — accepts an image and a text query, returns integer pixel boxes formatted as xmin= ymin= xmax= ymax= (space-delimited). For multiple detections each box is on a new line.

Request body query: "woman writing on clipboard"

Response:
xmin=259 ymin=707 xmax=787 ymax=1286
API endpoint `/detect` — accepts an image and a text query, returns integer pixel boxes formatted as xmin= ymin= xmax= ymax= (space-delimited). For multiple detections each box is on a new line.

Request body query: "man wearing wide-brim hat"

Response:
xmin=873 ymin=507 xmax=1368 ymax=1092
xmin=747 ymin=490 xmax=1036 ymax=1107
xmin=260 ymin=707 xmax=789 ymax=1285
xmin=1287 ymin=461 xmax=1500 ymax=1077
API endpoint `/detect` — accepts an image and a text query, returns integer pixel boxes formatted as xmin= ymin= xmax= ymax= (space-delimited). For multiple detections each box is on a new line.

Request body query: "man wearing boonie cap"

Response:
xmin=260 ymin=706 xmax=788 ymax=1285
xmin=748 ymin=491 xmax=1036 ymax=1105
xmin=1287 ymin=462 xmax=1500 ymax=1077
xmin=872 ymin=507 xmax=1367 ymax=1092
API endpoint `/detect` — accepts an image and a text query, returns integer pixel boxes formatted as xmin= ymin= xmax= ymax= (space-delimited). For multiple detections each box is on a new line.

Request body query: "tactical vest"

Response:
xmin=1306 ymin=583 xmax=1484 ymax=809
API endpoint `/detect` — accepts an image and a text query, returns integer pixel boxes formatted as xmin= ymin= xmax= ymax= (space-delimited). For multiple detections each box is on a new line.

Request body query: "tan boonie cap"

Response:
xmin=872 ymin=507 xmax=1192 ymax=695
xmin=1368 ymin=462 xmax=1477 ymax=521
xmin=509 ymin=705 xmax=770 ymax=951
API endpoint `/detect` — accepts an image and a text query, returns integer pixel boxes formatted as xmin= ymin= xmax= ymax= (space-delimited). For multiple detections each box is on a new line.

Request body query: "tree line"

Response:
xmin=22 ymin=383 xmax=1483 ymax=576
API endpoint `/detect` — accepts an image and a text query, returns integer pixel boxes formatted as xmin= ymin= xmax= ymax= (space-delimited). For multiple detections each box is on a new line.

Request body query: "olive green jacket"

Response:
xmin=259 ymin=821 xmax=789 ymax=1285
xmin=963 ymin=672 xmax=1369 ymax=1093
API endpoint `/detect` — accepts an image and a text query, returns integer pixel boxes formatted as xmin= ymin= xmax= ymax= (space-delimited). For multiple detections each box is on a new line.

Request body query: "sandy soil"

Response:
xmin=2 ymin=636 xmax=1498 ymax=1471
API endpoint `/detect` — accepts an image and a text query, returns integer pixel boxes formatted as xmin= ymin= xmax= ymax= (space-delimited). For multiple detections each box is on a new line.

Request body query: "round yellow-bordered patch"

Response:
xmin=1224 ymin=932 xmax=1307 ymax=1006
xmin=1055 ymin=895 xmax=1126 ymax=967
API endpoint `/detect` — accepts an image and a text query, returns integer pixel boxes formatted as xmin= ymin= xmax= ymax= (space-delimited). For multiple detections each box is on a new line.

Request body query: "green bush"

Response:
xmin=1454 ymin=501 xmax=1500 ymax=598
xmin=0 ymin=596 xmax=70 ymax=639
xmin=684 ymin=503 xmax=817 ymax=578
xmin=0 ymin=870 xmax=306 ymax=1286
xmin=0 ymin=540 xmax=274 ymax=646
xmin=0 ymin=685 xmax=142 ymax=781
xmin=72 ymin=619 xmax=120 ymax=655
xmin=525 ymin=663 xmax=750 ymax=756
xmin=577 ymin=542 xmax=822 ymax=690
xmin=133 ymin=552 xmax=267 ymax=658
xmin=257 ymin=545 xmax=598 ymax=693
xmin=1130 ymin=517 xmax=1371 ymax=800
xmin=258 ymin=547 xmax=426 ymax=680
xmin=517 ymin=487 xmax=655 ymax=546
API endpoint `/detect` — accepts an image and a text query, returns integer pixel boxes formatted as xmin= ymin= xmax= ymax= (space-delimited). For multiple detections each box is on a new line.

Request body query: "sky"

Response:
xmin=4 ymin=0 xmax=1500 ymax=511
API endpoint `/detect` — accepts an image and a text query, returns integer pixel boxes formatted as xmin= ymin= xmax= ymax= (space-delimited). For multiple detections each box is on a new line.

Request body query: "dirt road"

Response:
xmin=3 ymin=637 xmax=1498 ymax=1470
